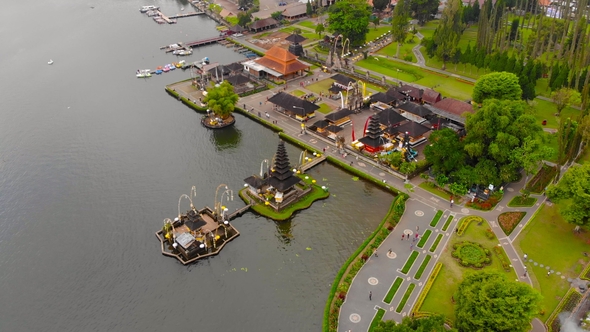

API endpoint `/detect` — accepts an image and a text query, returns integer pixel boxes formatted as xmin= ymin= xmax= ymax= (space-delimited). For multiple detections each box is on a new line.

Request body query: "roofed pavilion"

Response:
xmin=245 ymin=46 xmax=310 ymax=82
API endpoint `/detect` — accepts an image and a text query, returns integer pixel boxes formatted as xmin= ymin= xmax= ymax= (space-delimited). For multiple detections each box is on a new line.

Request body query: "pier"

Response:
xmin=169 ymin=12 xmax=204 ymax=19
xmin=186 ymin=36 xmax=227 ymax=48
xmin=301 ymin=156 xmax=327 ymax=172
xmin=156 ymin=11 xmax=177 ymax=24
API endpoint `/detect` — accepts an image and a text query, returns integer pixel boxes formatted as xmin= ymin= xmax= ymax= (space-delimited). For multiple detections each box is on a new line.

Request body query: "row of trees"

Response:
xmin=375 ymin=271 xmax=541 ymax=332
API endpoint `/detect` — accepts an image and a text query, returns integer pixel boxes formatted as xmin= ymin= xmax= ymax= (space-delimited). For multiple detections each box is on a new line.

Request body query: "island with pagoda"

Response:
xmin=240 ymin=139 xmax=329 ymax=221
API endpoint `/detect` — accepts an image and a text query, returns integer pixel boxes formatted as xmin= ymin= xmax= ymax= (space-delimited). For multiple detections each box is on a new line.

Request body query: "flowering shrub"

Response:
xmin=498 ymin=212 xmax=526 ymax=235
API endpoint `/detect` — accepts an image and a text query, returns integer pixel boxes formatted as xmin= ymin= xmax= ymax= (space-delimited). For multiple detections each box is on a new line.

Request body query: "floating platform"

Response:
xmin=155 ymin=206 xmax=247 ymax=265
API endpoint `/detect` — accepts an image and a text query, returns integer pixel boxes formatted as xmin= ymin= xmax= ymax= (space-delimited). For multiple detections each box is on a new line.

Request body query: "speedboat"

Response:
xmin=140 ymin=5 xmax=159 ymax=13
xmin=176 ymin=50 xmax=192 ymax=56
xmin=136 ymin=69 xmax=152 ymax=78
xmin=48 ymin=59 xmax=54 ymax=65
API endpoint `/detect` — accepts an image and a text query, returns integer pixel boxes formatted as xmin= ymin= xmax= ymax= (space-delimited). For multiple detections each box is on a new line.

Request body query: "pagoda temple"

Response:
xmin=285 ymin=32 xmax=307 ymax=57
xmin=268 ymin=141 xmax=301 ymax=202
xmin=358 ymin=113 xmax=389 ymax=153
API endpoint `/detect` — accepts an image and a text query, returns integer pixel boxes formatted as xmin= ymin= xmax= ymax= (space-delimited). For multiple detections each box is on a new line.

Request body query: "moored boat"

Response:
xmin=140 ymin=5 xmax=159 ymax=13
xmin=136 ymin=69 xmax=152 ymax=78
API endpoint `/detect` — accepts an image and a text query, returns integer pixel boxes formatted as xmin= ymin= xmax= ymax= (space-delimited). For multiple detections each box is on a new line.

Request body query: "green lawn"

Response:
xmin=418 ymin=182 xmax=452 ymax=201
xmin=419 ymin=219 xmax=516 ymax=323
xmin=304 ymin=78 xmax=335 ymax=95
xmin=376 ymin=38 xmax=418 ymax=63
xmin=364 ymin=82 xmax=386 ymax=93
xmin=296 ymin=20 xmax=317 ymax=30
xmin=300 ymin=32 xmax=320 ymax=42
xmin=356 ymin=57 xmax=422 ymax=83
xmin=316 ymin=103 xmax=333 ymax=114
xmin=577 ymin=145 xmax=590 ymax=165
xmin=291 ymin=90 xmax=305 ymax=97
xmin=514 ymin=203 xmax=590 ymax=321
xmin=528 ymin=98 xmax=581 ymax=130
xmin=366 ymin=26 xmax=393 ymax=43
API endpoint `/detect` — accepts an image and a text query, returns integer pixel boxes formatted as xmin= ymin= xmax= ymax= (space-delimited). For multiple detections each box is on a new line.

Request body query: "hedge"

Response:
xmin=429 ymin=210 xmax=443 ymax=227
xmin=581 ymin=263 xmax=590 ymax=281
xmin=547 ymin=288 xmax=583 ymax=332
xmin=414 ymin=255 xmax=432 ymax=279
xmin=384 ymin=277 xmax=404 ymax=304
xmin=324 ymin=194 xmax=409 ymax=332
xmin=457 ymin=216 xmax=484 ymax=236
xmin=395 ymin=283 xmax=416 ymax=313
xmin=417 ymin=230 xmax=432 ymax=248
xmin=442 ymin=215 xmax=454 ymax=231
xmin=412 ymin=262 xmax=443 ymax=313
xmin=493 ymin=245 xmax=511 ymax=272
xmin=429 ymin=234 xmax=443 ymax=253
xmin=401 ymin=251 xmax=419 ymax=274
xmin=368 ymin=308 xmax=386 ymax=332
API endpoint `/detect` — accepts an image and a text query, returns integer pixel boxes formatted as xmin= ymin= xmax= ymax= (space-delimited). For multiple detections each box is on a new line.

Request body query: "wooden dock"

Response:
xmin=169 ymin=11 xmax=203 ymax=19
xmin=156 ymin=10 xmax=177 ymax=24
xmin=185 ymin=36 xmax=227 ymax=48
xmin=227 ymin=203 xmax=252 ymax=220
xmin=301 ymin=156 xmax=326 ymax=172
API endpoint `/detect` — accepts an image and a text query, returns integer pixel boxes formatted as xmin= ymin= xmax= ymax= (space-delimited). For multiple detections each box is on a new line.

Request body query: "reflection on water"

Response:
xmin=275 ymin=219 xmax=294 ymax=244
xmin=210 ymin=125 xmax=242 ymax=151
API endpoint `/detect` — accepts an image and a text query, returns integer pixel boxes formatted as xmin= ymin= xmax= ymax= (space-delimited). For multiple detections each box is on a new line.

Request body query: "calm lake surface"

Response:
xmin=0 ymin=1 xmax=394 ymax=330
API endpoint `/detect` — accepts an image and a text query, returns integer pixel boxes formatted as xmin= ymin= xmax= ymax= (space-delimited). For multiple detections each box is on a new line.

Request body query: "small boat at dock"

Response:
xmin=140 ymin=5 xmax=159 ymax=12
xmin=136 ymin=69 xmax=152 ymax=78
xmin=48 ymin=59 xmax=54 ymax=65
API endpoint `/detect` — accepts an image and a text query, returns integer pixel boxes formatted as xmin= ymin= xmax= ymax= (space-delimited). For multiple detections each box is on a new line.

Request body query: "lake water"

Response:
xmin=0 ymin=1 xmax=394 ymax=330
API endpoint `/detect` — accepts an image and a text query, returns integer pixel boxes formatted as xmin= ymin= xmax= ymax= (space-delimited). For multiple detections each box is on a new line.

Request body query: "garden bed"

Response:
xmin=451 ymin=241 xmax=491 ymax=268
xmin=507 ymin=196 xmax=537 ymax=207
xmin=498 ymin=211 xmax=526 ymax=236
xmin=465 ymin=192 xmax=502 ymax=211
xmin=384 ymin=277 xmax=404 ymax=304
xmin=526 ymin=164 xmax=558 ymax=193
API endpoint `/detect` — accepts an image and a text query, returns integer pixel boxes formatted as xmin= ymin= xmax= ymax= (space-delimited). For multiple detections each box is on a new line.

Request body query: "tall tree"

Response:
xmin=432 ymin=0 xmax=464 ymax=69
xmin=546 ymin=163 xmax=590 ymax=227
xmin=472 ymin=71 xmax=522 ymax=103
xmin=327 ymin=0 xmax=372 ymax=47
xmin=203 ymin=81 xmax=239 ymax=119
xmin=424 ymin=128 xmax=466 ymax=175
xmin=510 ymin=136 xmax=554 ymax=184
xmin=391 ymin=0 xmax=410 ymax=58
xmin=306 ymin=0 xmax=313 ymax=16
xmin=315 ymin=22 xmax=325 ymax=37
xmin=455 ymin=271 xmax=542 ymax=332
xmin=410 ymin=0 xmax=439 ymax=25
xmin=551 ymin=87 xmax=581 ymax=115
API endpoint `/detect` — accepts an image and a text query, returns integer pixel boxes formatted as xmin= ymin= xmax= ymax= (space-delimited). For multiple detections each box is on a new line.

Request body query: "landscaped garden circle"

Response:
xmin=452 ymin=241 xmax=491 ymax=268
xmin=498 ymin=211 xmax=526 ymax=235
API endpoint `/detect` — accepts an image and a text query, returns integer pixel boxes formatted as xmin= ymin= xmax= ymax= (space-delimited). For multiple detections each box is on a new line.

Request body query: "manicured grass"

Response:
xmin=417 ymin=230 xmax=432 ymax=248
xmin=414 ymin=74 xmax=473 ymax=101
xmin=364 ymin=82 xmax=386 ymax=93
xmin=356 ymin=57 xmax=421 ymax=83
xmin=442 ymin=215 xmax=454 ymax=231
xmin=507 ymin=196 xmax=537 ymax=207
xmin=316 ymin=103 xmax=333 ymax=114
xmin=279 ymin=27 xmax=296 ymax=34
xmin=395 ymin=283 xmax=416 ymax=313
xmin=528 ymin=98 xmax=581 ymax=130
xmin=296 ymin=20 xmax=317 ymax=30
xmin=384 ymin=277 xmax=404 ymax=304
xmin=420 ymin=218 xmax=516 ymax=323
xmin=414 ymin=255 xmax=432 ymax=279
xmin=300 ymin=32 xmax=319 ymax=42
xmin=366 ymin=26 xmax=393 ymax=43
xmin=429 ymin=234 xmax=443 ymax=252
xmin=578 ymin=145 xmax=590 ymax=165
xmin=418 ymin=182 xmax=452 ymax=201
xmin=375 ymin=37 xmax=418 ymax=63
xmin=304 ymin=78 xmax=335 ymax=95
xmin=515 ymin=203 xmax=590 ymax=320
xmin=291 ymin=89 xmax=305 ymax=97
xmin=401 ymin=251 xmax=419 ymax=274
xmin=430 ymin=210 xmax=443 ymax=227
xmin=369 ymin=308 xmax=386 ymax=331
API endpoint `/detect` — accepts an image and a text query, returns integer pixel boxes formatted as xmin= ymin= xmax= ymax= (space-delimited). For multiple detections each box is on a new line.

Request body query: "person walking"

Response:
xmin=401 ymin=234 xmax=404 ymax=240
xmin=416 ymin=226 xmax=419 ymax=231
xmin=450 ymin=199 xmax=454 ymax=208
xmin=374 ymin=249 xmax=378 ymax=258
xmin=388 ymin=248 xmax=392 ymax=255
xmin=524 ymin=253 xmax=528 ymax=261
xmin=369 ymin=291 xmax=372 ymax=301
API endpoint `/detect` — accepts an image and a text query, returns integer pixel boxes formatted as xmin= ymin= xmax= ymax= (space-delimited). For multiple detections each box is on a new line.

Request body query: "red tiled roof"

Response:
xmin=433 ymin=98 xmax=474 ymax=117
xmin=422 ymin=89 xmax=442 ymax=104
xmin=254 ymin=46 xmax=309 ymax=75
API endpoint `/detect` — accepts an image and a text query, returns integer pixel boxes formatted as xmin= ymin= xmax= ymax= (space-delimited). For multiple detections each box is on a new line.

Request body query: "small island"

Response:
xmin=240 ymin=140 xmax=329 ymax=221
xmin=201 ymin=81 xmax=239 ymax=129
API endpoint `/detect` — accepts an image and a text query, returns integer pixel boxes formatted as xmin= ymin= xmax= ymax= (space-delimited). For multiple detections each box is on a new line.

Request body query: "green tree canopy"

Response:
xmin=390 ymin=0 xmax=410 ymax=57
xmin=547 ymin=163 xmax=590 ymax=226
xmin=472 ymin=71 xmax=522 ymax=103
xmin=424 ymin=128 xmax=466 ymax=175
xmin=315 ymin=22 xmax=325 ymax=37
xmin=375 ymin=314 xmax=457 ymax=332
xmin=464 ymin=99 xmax=544 ymax=184
xmin=372 ymin=0 xmax=389 ymax=11
xmin=327 ymin=0 xmax=371 ymax=47
xmin=203 ymin=81 xmax=239 ymax=119
xmin=432 ymin=0 xmax=464 ymax=69
xmin=410 ymin=0 xmax=439 ymax=25
xmin=455 ymin=271 xmax=542 ymax=332
xmin=551 ymin=87 xmax=581 ymax=115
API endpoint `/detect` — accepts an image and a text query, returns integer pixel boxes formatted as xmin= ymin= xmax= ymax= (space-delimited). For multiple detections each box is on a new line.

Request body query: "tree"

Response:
xmin=424 ymin=128 xmax=466 ymax=175
xmin=390 ymin=0 xmax=410 ymax=58
xmin=315 ymin=22 xmax=325 ymax=37
xmin=306 ymin=0 xmax=313 ymax=16
xmin=472 ymin=71 xmax=522 ymax=103
xmin=455 ymin=271 xmax=542 ymax=332
xmin=449 ymin=182 xmax=468 ymax=198
xmin=373 ymin=0 xmax=389 ymax=11
xmin=510 ymin=136 xmax=553 ymax=184
xmin=464 ymin=99 xmax=544 ymax=184
xmin=432 ymin=0 xmax=464 ymax=69
xmin=546 ymin=163 xmax=590 ymax=226
xmin=327 ymin=0 xmax=372 ymax=47
xmin=372 ymin=16 xmax=380 ymax=29
xmin=410 ymin=0 xmax=439 ymax=25
xmin=203 ymin=81 xmax=239 ymax=119
xmin=238 ymin=11 xmax=252 ymax=26
xmin=399 ymin=161 xmax=417 ymax=175
xmin=551 ymin=87 xmax=581 ymax=115
xmin=375 ymin=314 xmax=457 ymax=332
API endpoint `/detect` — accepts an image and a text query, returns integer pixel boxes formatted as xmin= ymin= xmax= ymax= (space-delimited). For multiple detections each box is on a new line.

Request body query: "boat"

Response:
xmin=48 ymin=59 xmax=54 ymax=65
xmin=146 ymin=10 xmax=159 ymax=17
xmin=175 ymin=60 xmax=185 ymax=68
xmin=175 ymin=49 xmax=192 ymax=56
xmin=168 ymin=63 xmax=176 ymax=70
xmin=140 ymin=5 xmax=159 ymax=13
xmin=162 ymin=65 xmax=170 ymax=72
xmin=136 ymin=69 xmax=152 ymax=78
xmin=155 ymin=69 xmax=163 ymax=75
xmin=181 ymin=6 xmax=185 ymax=11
